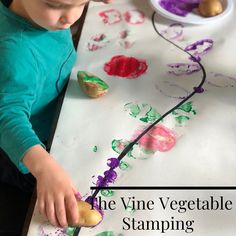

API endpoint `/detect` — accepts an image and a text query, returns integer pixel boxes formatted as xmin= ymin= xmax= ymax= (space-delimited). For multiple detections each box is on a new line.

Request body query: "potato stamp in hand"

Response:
xmin=77 ymin=71 xmax=109 ymax=98
xmin=68 ymin=200 xmax=102 ymax=227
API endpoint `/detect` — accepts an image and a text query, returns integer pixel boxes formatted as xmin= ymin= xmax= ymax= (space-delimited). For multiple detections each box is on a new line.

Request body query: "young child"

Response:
xmin=0 ymin=0 xmax=112 ymax=228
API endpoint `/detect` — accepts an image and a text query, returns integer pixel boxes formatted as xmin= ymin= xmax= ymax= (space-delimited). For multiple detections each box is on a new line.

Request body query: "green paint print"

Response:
xmin=66 ymin=227 xmax=76 ymax=236
xmin=172 ymin=101 xmax=196 ymax=125
xmin=101 ymin=189 xmax=114 ymax=197
xmin=124 ymin=103 xmax=161 ymax=123
xmin=119 ymin=161 xmax=130 ymax=170
xmin=93 ymin=146 xmax=98 ymax=152
xmin=95 ymin=232 xmax=114 ymax=236
xmin=95 ymin=232 xmax=123 ymax=236
xmin=112 ymin=139 xmax=135 ymax=158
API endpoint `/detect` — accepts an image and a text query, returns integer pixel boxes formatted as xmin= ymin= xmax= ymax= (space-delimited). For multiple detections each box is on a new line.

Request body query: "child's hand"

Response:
xmin=23 ymin=145 xmax=79 ymax=227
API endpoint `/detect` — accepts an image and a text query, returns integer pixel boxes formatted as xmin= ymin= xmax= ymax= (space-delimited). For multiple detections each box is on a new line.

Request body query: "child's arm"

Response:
xmin=23 ymin=145 xmax=79 ymax=227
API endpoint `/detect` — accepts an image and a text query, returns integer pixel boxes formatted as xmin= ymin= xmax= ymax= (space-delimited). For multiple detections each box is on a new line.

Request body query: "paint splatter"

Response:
xmin=124 ymin=102 xmax=162 ymax=123
xmin=119 ymin=30 xmax=135 ymax=49
xmin=99 ymin=9 xmax=122 ymax=24
xmin=104 ymin=55 xmax=148 ymax=79
xmin=123 ymin=10 xmax=145 ymax=24
xmin=161 ymin=23 xmax=184 ymax=41
xmin=185 ymin=39 xmax=214 ymax=62
xmin=155 ymin=81 xmax=190 ymax=99
xmin=133 ymin=124 xmax=176 ymax=153
xmin=159 ymin=0 xmax=200 ymax=17
xmin=87 ymin=33 xmax=109 ymax=51
xmin=167 ymin=63 xmax=201 ymax=76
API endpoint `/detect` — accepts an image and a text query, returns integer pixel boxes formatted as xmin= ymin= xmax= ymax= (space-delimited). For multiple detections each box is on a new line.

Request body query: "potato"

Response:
xmin=77 ymin=71 xmax=109 ymax=98
xmin=198 ymin=0 xmax=223 ymax=17
xmin=68 ymin=200 xmax=102 ymax=227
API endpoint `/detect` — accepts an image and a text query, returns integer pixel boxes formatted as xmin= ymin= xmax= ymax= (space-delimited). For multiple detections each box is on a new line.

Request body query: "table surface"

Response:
xmin=26 ymin=1 xmax=236 ymax=235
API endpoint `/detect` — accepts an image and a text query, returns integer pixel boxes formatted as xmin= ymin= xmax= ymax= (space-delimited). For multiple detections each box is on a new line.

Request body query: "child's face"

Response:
xmin=18 ymin=0 xmax=89 ymax=30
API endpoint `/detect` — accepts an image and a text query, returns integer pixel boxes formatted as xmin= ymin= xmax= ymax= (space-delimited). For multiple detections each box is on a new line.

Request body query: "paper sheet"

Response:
xmin=27 ymin=0 xmax=236 ymax=235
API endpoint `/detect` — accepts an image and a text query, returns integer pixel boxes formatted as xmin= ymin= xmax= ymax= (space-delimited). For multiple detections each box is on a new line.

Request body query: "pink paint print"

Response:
xmin=133 ymin=124 xmax=176 ymax=152
xmin=99 ymin=9 xmax=122 ymax=24
xmin=119 ymin=30 xmax=135 ymax=49
xmin=87 ymin=33 xmax=109 ymax=51
xmin=104 ymin=55 xmax=148 ymax=79
xmin=123 ymin=10 xmax=145 ymax=24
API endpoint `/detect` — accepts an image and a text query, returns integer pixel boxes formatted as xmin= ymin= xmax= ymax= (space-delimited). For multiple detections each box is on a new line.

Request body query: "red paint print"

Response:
xmin=123 ymin=10 xmax=145 ymax=24
xmin=104 ymin=55 xmax=148 ymax=79
xmin=99 ymin=9 xmax=122 ymax=25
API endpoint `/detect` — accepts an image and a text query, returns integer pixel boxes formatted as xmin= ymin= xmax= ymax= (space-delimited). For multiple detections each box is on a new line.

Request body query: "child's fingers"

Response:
xmin=65 ymin=193 xmax=79 ymax=226
xmin=55 ymin=195 xmax=68 ymax=227
xmin=46 ymin=198 xmax=60 ymax=227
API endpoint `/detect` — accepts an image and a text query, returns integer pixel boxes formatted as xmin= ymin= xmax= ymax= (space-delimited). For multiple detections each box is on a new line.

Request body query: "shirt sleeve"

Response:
xmin=0 ymin=43 xmax=43 ymax=173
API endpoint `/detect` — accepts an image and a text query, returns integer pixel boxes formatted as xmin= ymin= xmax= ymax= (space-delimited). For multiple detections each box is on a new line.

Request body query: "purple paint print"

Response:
xmin=185 ymin=39 xmax=214 ymax=62
xmin=159 ymin=0 xmax=200 ymax=17
xmin=161 ymin=23 xmax=184 ymax=41
xmin=155 ymin=81 xmax=190 ymax=99
xmin=207 ymin=72 xmax=236 ymax=88
xmin=168 ymin=63 xmax=201 ymax=76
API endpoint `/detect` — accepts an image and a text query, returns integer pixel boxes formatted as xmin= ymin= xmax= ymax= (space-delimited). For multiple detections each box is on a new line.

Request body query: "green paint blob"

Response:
xmin=119 ymin=161 xmax=130 ymax=170
xmin=124 ymin=103 xmax=161 ymax=123
xmin=139 ymin=105 xmax=161 ymax=123
xmin=95 ymin=231 xmax=115 ymax=236
xmin=93 ymin=146 xmax=98 ymax=152
xmin=175 ymin=115 xmax=190 ymax=124
xmin=101 ymin=189 xmax=114 ymax=197
xmin=66 ymin=227 xmax=76 ymax=236
xmin=178 ymin=101 xmax=193 ymax=113
xmin=124 ymin=103 xmax=141 ymax=118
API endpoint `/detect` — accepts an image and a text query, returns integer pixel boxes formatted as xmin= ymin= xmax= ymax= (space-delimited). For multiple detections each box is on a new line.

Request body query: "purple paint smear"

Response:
xmin=86 ymin=158 xmax=120 ymax=218
xmin=159 ymin=0 xmax=200 ymax=17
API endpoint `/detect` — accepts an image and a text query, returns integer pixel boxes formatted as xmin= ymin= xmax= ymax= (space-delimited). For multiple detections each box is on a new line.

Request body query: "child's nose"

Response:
xmin=60 ymin=10 xmax=78 ymax=25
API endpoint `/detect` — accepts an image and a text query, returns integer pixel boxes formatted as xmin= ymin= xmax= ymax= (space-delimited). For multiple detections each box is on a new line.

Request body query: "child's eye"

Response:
xmin=45 ymin=2 xmax=63 ymax=9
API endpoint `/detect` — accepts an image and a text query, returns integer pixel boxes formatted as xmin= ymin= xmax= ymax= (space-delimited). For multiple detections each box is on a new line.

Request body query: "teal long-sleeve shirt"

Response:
xmin=0 ymin=0 xmax=76 ymax=173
